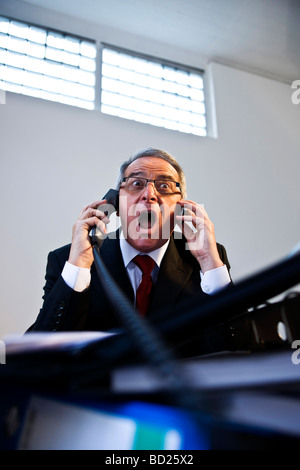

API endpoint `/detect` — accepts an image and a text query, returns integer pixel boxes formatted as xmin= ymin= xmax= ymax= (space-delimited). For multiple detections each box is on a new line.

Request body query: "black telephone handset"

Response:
xmin=102 ymin=188 xmax=119 ymax=212
xmin=91 ymin=189 xmax=119 ymax=245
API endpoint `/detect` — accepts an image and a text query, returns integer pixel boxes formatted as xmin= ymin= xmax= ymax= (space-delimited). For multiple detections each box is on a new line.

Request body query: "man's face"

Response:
xmin=118 ymin=157 xmax=182 ymax=252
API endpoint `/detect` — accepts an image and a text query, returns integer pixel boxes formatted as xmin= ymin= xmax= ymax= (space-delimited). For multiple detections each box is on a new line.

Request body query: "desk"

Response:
xmin=1 ymin=334 xmax=300 ymax=450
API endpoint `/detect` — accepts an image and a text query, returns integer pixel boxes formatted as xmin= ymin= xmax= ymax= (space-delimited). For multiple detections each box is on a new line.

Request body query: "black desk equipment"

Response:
xmin=1 ymin=250 xmax=300 ymax=450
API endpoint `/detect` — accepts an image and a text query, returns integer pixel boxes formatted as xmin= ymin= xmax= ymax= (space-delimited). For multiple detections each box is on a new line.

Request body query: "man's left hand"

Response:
xmin=176 ymin=200 xmax=224 ymax=273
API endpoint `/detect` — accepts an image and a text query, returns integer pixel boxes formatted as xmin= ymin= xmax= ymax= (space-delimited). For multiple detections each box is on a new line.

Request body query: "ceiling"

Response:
xmin=19 ymin=0 xmax=300 ymax=83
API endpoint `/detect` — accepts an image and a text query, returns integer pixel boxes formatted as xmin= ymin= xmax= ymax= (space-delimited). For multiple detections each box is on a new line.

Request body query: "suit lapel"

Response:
xmin=93 ymin=233 xmax=134 ymax=303
xmin=91 ymin=232 xmax=195 ymax=317
xmin=149 ymin=236 xmax=194 ymax=313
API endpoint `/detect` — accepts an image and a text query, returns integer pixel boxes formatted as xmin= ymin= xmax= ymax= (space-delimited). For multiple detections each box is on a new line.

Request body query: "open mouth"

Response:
xmin=138 ymin=210 xmax=157 ymax=230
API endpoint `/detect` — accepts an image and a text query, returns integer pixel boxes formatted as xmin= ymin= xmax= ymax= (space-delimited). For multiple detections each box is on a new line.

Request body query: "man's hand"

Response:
xmin=68 ymin=200 xmax=110 ymax=269
xmin=176 ymin=200 xmax=224 ymax=273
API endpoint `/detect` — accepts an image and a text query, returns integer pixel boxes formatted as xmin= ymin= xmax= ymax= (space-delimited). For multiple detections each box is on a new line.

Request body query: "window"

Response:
xmin=0 ymin=16 xmax=208 ymax=136
xmin=101 ymin=45 xmax=206 ymax=136
xmin=0 ymin=16 xmax=96 ymax=109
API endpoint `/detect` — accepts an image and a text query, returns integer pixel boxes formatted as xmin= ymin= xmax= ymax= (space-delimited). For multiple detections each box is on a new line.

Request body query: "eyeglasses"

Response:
xmin=122 ymin=176 xmax=181 ymax=195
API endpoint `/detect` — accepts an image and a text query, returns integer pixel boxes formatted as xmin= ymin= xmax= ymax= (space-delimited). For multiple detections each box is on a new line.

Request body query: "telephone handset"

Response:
xmin=91 ymin=188 xmax=119 ymax=245
xmin=101 ymin=188 xmax=119 ymax=212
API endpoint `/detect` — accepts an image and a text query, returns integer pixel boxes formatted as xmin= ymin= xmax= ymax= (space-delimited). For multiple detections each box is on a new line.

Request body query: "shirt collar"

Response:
xmin=119 ymin=230 xmax=170 ymax=268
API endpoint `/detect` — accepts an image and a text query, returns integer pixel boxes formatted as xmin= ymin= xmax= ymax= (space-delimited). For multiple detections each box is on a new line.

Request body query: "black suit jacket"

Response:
xmin=30 ymin=232 xmax=230 ymax=338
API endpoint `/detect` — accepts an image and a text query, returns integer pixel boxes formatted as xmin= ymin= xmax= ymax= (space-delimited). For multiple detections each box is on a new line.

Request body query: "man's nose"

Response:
xmin=141 ymin=181 xmax=158 ymax=201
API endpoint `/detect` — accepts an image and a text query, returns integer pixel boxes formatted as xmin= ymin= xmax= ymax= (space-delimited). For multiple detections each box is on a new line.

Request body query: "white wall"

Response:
xmin=1 ymin=4 xmax=300 ymax=337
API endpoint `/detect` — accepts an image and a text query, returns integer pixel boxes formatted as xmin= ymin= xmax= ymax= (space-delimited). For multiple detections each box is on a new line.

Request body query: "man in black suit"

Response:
xmin=29 ymin=148 xmax=231 ymax=350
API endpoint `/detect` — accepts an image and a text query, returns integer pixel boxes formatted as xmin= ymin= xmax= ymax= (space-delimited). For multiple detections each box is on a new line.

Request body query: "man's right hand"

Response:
xmin=68 ymin=200 xmax=110 ymax=269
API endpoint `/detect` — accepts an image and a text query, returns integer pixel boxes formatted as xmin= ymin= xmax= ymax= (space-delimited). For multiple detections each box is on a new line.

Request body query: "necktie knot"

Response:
xmin=133 ymin=255 xmax=155 ymax=276
xmin=133 ymin=255 xmax=156 ymax=315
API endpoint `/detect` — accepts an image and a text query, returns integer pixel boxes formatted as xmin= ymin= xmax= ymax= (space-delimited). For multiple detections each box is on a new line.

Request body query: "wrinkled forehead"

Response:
xmin=125 ymin=156 xmax=180 ymax=180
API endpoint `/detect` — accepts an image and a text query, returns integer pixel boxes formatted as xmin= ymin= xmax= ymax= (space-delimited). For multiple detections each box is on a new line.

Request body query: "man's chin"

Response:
xmin=126 ymin=235 xmax=169 ymax=253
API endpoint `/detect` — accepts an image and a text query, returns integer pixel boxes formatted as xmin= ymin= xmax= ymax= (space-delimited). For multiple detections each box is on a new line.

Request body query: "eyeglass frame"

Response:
xmin=121 ymin=176 xmax=182 ymax=195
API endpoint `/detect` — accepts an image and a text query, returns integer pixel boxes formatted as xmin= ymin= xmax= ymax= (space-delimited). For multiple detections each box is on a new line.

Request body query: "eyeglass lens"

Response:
xmin=124 ymin=177 xmax=179 ymax=194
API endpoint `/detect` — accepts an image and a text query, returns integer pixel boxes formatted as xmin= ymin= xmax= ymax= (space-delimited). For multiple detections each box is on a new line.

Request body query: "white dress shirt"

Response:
xmin=61 ymin=233 xmax=231 ymax=295
xmin=119 ymin=232 xmax=169 ymax=302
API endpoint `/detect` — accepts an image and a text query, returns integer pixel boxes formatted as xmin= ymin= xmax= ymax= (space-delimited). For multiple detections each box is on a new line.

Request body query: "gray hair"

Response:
xmin=116 ymin=147 xmax=187 ymax=198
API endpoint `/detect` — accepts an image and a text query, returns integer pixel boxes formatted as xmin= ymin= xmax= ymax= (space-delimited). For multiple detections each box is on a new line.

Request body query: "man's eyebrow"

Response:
xmin=126 ymin=171 xmax=176 ymax=181
xmin=127 ymin=171 xmax=145 ymax=177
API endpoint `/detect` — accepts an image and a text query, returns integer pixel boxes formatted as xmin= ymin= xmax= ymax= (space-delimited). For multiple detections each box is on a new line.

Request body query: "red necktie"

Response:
xmin=133 ymin=255 xmax=155 ymax=315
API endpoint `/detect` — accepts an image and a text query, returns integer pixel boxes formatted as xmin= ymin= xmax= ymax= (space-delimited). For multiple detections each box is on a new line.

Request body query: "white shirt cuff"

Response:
xmin=200 ymin=265 xmax=231 ymax=294
xmin=61 ymin=261 xmax=230 ymax=295
xmin=62 ymin=261 xmax=91 ymax=292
